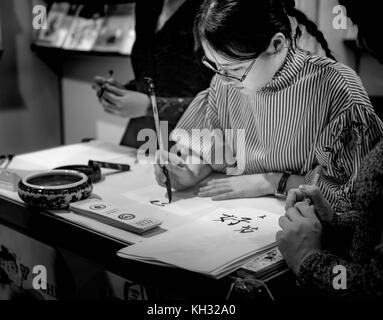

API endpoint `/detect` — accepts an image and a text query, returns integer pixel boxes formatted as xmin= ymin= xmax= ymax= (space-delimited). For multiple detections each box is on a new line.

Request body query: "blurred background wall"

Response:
xmin=0 ymin=0 xmax=61 ymax=155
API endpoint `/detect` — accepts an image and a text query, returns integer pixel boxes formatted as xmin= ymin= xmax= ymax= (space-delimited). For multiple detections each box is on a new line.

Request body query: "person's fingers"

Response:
xmin=278 ymin=216 xmax=290 ymax=230
xmin=104 ymin=83 xmax=127 ymax=96
xmin=195 ymin=176 xmax=214 ymax=189
xmin=211 ymin=192 xmax=236 ymax=201
xmin=102 ymin=91 xmax=120 ymax=105
xmin=167 ymin=151 xmax=185 ymax=166
xmin=155 ymin=174 xmax=166 ymax=187
xmin=105 ymin=78 xmax=123 ymax=88
xmin=154 ymin=164 xmax=167 ymax=185
xmin=198 ymin=183 xmax=231 ymax=193
xmin=298 ymin=185 xmax=325 ymax=206
xmin=91 ymin=82 xmax=102 ymax=91
xmin=94 ymin=75 xmax=120 ymax=85
xmin=101 ymin=95 xmax=120 ymax=112
xmin=275 ymin=230 xmax=283 ymax=243
xmin=198 ymin=180 xmax=208 ymax=188
xmin=154 ymin=169 xmax=166 ymax=186
xmin=285 ymin=207 xmax=303 ymax=221
xmin=101 ymin=96 xmax=120 ymax=112
xmin=285 ymin=188 xmax=305 ymax=210
xmin=165 ymin=162 xmax=187 ymax=177
xmin=198 ymin=186 xmax=231 ymax=198
xmin=156 ymin=150 xmax=183 ymax=166
xmin=294 ymin=201 xmax=316 ymax=218
xmin=206 ymin=178 xmax=225 ymax=186
xmin=154 ymin=164 xmax=166 ymax=182
xmin=93 ymin=76 xmax=107 ymax=84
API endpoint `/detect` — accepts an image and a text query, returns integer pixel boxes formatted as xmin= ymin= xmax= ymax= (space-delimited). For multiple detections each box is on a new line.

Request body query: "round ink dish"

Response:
xmin=54 ymin=164 xmax=102 ymax=183
xmin=18 ymin=170 xmax=93 ymax=209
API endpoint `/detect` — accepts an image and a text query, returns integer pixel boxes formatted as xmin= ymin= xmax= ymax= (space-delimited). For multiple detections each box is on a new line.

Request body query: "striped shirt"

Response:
xmin=171 ymin=45 xmax=383 ymax=212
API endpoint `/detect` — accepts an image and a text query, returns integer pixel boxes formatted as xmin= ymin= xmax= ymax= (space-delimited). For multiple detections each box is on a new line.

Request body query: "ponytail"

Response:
xmin=283 ymin=0 xmax=336 ymax=60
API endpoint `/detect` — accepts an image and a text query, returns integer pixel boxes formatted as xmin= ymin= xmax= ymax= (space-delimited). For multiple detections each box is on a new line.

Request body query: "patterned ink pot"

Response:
xmin=18 ymin=170 xmax=93 ymax=209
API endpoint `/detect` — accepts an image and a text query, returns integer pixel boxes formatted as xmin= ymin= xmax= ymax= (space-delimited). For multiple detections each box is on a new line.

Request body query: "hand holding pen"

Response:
xmin=93 ymin=71 xmax=151 ymax=118
xmin=96 ymin=70 xmax=115 ymax=99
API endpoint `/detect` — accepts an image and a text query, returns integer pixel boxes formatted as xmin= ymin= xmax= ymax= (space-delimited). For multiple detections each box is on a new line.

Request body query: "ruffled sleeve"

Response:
xmin=305 ymin=103 xmax=383 ymax=212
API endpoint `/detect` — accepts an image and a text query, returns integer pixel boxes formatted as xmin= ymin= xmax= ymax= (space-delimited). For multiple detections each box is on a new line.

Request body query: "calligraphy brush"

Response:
xmin=145 ymin=77 xmax=172 ymax=203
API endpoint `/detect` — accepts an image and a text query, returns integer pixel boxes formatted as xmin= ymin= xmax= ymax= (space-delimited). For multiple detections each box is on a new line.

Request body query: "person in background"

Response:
xmin=154 ymin=0 xmax=383 ymax=213
xmin=277 ymin=0 xmax=383 ymax=298
xmin=92 ymin=0 xmax=213 ymax=148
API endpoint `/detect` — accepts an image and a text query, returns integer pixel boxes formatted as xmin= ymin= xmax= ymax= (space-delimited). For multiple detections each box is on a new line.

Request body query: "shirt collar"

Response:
xmin=261 ymin=44 xmax=307 ymax=92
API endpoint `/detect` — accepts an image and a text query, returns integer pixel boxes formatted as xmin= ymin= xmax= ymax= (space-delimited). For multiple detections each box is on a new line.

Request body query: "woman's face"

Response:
xmin=201 ymin=42 xmax=262 ymax=91
xmin=201 ymin=36 xmax=289 ymax=92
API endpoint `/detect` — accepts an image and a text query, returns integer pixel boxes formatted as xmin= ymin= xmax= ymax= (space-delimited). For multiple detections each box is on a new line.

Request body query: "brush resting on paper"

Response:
xmin=145 ymin=77 xmax=172 ymax=203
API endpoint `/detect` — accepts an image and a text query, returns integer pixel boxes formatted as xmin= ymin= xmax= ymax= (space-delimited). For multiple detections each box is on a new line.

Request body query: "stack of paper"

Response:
xmin=117 ymin=208 xmax=281 ymax=279
xmin=239 ymin=247 xmax=286 ymax=279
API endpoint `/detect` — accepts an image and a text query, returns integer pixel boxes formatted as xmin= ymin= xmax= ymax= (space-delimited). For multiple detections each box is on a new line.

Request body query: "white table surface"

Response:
xmin=0 ymin=141 xmax=286 ymax=246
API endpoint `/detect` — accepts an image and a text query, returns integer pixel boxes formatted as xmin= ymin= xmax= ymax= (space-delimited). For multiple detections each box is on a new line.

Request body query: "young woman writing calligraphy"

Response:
xmin=154 ymin=0 xmax=383 ymax=212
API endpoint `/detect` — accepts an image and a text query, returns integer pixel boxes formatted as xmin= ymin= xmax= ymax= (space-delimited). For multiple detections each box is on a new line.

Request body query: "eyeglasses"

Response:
xmin=202 ymin=56 xmax=257 ymax=82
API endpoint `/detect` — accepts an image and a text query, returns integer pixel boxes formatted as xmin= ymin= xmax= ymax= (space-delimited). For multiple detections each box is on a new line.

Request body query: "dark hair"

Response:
xmin=194 ymin=0 xmax=335 ymax=61
xmin=283 ymin=0 xmax=336 ymax=60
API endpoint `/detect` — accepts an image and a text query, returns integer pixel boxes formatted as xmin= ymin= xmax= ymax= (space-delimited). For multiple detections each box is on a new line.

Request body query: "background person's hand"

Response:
xmin=276 ymin=201 xmax=323 ymax=274
xmin=197 ymin=174 xmax=277 ymax=201
xmin=92 ymin=76 xmax=124 ymax=96
xmin=285 ymin=185 xmax=334 ymax=225
xmin=154 ymin=150 xmax=210 ymax=191
xmin=100 ymin=84 xmax=151 ymax=118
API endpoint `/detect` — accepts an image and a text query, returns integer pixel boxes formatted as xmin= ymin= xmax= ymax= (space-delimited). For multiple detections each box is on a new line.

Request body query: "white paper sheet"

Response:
xmin=8 ymin=141 xmax=136 ymax=173
xmin=1 ymin=141 xmax=286 ymax=258
xmin=123 ymin=184 xmax=215 ymax=217
xmin=118 ymin=207 xmax=281 ymax=278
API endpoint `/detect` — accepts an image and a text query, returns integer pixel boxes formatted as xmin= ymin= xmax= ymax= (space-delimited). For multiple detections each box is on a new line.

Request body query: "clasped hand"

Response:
xmin=276 ymin=185 xmax=334 ymax=275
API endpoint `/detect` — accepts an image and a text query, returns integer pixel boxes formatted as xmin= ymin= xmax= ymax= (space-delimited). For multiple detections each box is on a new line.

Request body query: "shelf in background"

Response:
xmin=31 ymin=43 xmax=130 ymax=57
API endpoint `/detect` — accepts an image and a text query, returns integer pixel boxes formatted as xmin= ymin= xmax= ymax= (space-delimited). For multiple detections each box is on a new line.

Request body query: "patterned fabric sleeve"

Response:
xmin=296 ymin=244 xmax=383 ymax=298
xmin=321 ymin=211 xmax=360 ymax=254
xmin=305 ymin=104 xmax=383 ymax=212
